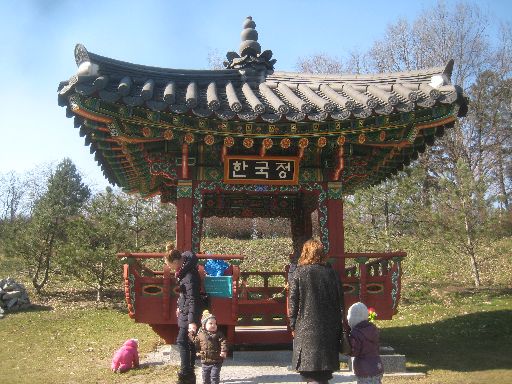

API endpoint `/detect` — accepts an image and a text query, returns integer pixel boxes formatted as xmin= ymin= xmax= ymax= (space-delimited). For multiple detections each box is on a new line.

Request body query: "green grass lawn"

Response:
xmin=1 ymin=250 xmax=511 ymax=384
xmin=0 ymin=303 xmax=178 ymax=384
xmin=1 ymin=287 xmax=510 ymax=384
xmin=380 ymin=287 xmax=512 ymax=384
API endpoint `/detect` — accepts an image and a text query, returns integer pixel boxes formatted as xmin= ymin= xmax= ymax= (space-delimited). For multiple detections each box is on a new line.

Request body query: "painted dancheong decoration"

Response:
xmin=58 ymin=16 xmax=467 ymax=346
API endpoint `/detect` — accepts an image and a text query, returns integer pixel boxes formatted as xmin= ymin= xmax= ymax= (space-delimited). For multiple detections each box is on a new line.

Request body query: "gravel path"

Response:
xmin=143 ymin=345 xmax=358 ymax=384
xmin=217 ymin=363 xmax=356 ymax=383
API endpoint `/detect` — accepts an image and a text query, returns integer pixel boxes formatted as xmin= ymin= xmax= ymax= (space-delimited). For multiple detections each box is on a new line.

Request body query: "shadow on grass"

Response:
xmin=26 ymin=303 xmax=53 ymax=312
xmin=33 ymin=288 xmax=127 ymax=313
xmin=381 ymin=309 xmax=512 ymax=372
xmin=38 ymin=288 xmax=124 ymax=303
xmin=401 ymin=285 xmax=512 ymax=306
xmin=1 ymin=303 xmax=54 ymax=318
xmin=445 ymin=286 xmax=512 ymax=299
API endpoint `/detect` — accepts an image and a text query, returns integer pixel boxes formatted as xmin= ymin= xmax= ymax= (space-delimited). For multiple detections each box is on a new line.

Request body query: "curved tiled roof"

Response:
xmin=57 ymin=16 xmax=468 ymax=197
xmin=59 ymin=44 xmax=464 ymax=124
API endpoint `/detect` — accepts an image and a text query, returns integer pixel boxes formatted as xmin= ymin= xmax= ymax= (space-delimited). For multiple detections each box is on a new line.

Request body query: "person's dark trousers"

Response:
xmin=201 ymin=362 xmax=222 ymax=384
xmin=176 ymin=327 xmax=196 ymax=382
xmin=300 ymin=370 xmax=332 ymax=384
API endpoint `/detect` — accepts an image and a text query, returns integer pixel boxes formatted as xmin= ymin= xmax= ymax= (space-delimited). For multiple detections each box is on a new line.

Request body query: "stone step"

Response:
xmin=143 ymin=344 xmax=423 ymax=381
xmin=231 ymin=350 xmax=292 ymax=365
xmin=347 ymin=354 xmax=406 ymax=373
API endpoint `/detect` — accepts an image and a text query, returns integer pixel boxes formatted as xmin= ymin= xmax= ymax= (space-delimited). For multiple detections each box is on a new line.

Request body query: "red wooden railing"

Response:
xmin=117 ymin=252 xmax=245 ymax=261
xmin=117 ymin=250 xmax=405 ymax=344
xmin=343 ymin=252 xmax=406 ymax=318
xmin=117 ymin=252 xmax=244 ymax=320
xmin=237 ymin=271 xmax=288 ymax=327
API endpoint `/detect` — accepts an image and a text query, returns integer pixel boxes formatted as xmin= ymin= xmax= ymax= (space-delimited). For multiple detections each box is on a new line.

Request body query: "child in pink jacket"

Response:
xmin=111 ymin=339 xmax=140 ymax=373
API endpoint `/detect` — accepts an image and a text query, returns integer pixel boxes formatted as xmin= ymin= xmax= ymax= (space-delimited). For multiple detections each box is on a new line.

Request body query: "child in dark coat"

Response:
xmin=347 ymin=302 xmax=384 ymax=384
xmin=190 ymin=310 xmax=228 ymax=384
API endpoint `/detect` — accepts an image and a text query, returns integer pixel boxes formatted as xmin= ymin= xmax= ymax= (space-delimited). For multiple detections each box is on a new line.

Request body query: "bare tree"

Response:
xmin=368 ymin=2 xmax=490 ymax=86
xmin=207 ymin=49 xmax=225 ymax=70
xmin=296 ymin=53 xmax=345 ymax=74
xmin=346 ymin=49 xmax=372 ymax=74
xmin=295 ymin=1 xmax=509 ymax=286
xmin=0 ymin=172 xmax=25 ymax=222
xmin=366 ymin=1 xmax=504 ymax=286
xmin=489 ymin=25 xmax=512 ymax=212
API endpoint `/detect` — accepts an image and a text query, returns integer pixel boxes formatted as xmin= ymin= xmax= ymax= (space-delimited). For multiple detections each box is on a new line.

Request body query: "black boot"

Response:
xmin=177 ymin=371 xmax=189 ymax=384
xmin=187 ymin=373 xmax=196 ymax=384
xmin=177 ymin=371 xmax=196 ymax=384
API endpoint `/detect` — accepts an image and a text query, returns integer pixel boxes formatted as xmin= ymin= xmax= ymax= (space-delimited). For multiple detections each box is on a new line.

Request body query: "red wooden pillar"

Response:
xmin=303 ymin=209 xmax=313 ymax=240
xmin=326 ymin=182 xmax=345 ymax=277
xmin=291 ymin=199 xmax=313 ymax=259
xmin=162 ymin=264 xmax=171 ymax=320
xmin=176 ymin=180 xmax=194 ymax=251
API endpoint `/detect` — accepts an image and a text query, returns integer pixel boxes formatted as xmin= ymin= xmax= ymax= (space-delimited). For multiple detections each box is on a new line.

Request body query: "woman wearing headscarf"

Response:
xmin=288 ymin=239 xmax=344 ymax=384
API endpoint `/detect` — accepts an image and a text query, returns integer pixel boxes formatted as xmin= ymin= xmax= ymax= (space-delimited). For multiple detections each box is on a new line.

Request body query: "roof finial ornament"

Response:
xmin=224 ymin=16 xmax=276 ymax=76
xmin=73 ymin=44 xmax=99 ymax=76
xmin=239 ymin=16 xmax=260 ymax=57
xmin=74 ymin=44 xmax=91 ymax=66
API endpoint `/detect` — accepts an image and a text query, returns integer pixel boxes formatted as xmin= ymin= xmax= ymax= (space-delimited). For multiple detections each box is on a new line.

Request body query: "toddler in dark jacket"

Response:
xmin=347 ymin=302 xmax=384 ymax=384
xmin=190 ymin=310 xmax=228 ymax=384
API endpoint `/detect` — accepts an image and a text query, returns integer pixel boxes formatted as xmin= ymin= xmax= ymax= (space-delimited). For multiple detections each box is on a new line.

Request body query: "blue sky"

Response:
xmin=0 ymin=0 xmax=510 ymax=192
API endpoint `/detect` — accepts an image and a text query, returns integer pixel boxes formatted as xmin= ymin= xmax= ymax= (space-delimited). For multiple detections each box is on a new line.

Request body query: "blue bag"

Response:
xmin=204 ymin=259 xmax=229 ymax=276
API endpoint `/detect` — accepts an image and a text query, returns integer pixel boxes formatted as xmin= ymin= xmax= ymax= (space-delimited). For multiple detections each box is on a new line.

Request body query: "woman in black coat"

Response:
xmin=170 ymin=250 xmax=201 ymax=384
xmin=288 ymin=239 xmax=344 ymax=384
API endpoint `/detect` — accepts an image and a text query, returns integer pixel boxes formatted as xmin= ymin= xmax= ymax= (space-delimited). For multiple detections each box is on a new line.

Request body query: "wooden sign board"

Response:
xmin=223 ymin=156 xmax=299 ymax=185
